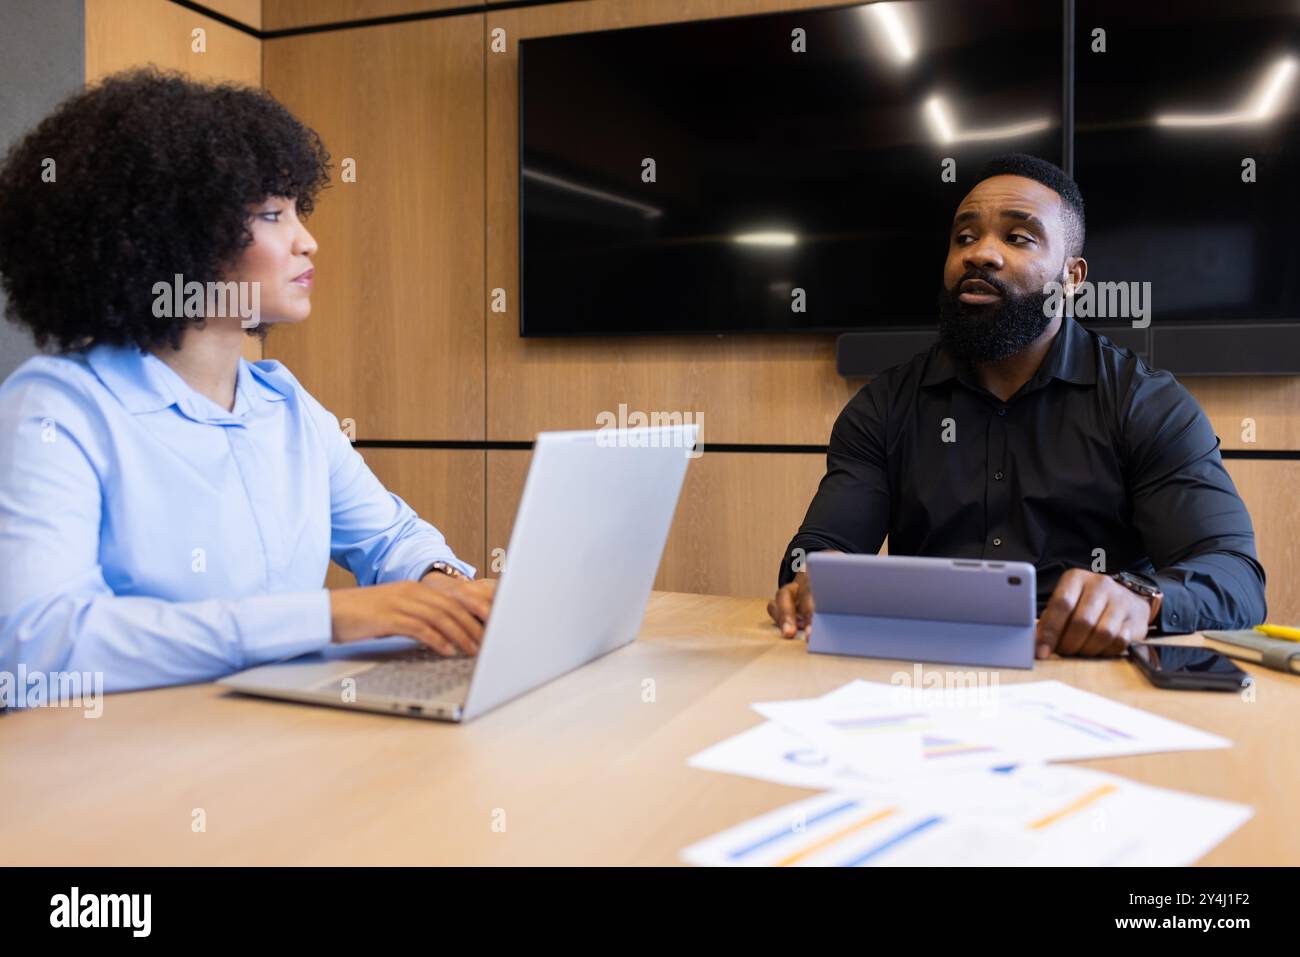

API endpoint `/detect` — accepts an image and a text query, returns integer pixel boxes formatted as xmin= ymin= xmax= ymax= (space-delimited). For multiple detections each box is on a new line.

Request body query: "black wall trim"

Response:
xmin=354 ymin=439 xmax=533 ymax=450
xmin=168 ymin=0 xmax=592 ymax=39
xmin=168 ymin=0 xmax=262 ymax=37
xmin=1220 ymin=449 xmax=1300 ymax=460
xmin=352 ymin=440 xmax=831 ymax=454
xmin=350 ymin=439 xmax=1300 ymax=460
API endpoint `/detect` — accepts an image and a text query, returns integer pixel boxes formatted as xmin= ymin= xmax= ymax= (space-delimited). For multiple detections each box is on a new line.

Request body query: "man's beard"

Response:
xmin=937 ymin=274 xmax=1055 ymax=363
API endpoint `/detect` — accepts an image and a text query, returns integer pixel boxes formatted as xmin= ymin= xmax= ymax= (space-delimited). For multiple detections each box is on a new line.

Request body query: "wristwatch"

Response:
xmin=421 ymin=560 xmax=468 ymax=581
xmin=1111 ymin=571 xmax=1163 ymax=624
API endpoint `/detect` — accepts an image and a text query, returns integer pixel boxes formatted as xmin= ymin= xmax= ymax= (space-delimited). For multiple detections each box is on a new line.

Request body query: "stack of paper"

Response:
xmin=683 ymin=680 xmax=1252 ymax=866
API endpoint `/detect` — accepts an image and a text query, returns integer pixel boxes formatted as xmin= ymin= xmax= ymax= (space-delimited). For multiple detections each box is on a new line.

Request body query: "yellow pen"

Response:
xmin=1254 ymin=624 xmax=1300 ymax=642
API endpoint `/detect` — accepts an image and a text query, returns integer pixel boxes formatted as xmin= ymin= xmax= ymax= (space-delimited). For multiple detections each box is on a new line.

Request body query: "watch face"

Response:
xmin=1120 ymin=572 xmax=1153 ymax=592
xmin=1127 ymin=575 xmax=1160 ymax=598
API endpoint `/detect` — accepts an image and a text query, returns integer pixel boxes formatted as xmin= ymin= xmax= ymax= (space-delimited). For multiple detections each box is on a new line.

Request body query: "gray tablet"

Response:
xmin=805 ymin=553 xmax=1037 ymax=669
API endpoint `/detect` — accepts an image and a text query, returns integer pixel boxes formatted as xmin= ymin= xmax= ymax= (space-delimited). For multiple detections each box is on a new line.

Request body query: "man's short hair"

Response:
xmin=973 ymin=153 xmax=1085 ymax=258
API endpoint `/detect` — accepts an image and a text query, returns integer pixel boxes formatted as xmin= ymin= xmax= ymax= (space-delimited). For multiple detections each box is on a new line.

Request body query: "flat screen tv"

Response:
xmin=519 ymin=0 xmax=1064 ymax=337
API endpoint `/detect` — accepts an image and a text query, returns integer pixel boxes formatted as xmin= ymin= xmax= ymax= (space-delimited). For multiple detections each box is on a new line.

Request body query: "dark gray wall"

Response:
xmin=0 ymin=0 xmax=84 ymax=383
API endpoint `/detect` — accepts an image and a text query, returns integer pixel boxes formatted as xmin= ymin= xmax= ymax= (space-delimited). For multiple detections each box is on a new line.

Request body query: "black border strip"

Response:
xmin=1221 ymin=449 xmax=1300 ymax=460
xmin=168 ymin=0 xmax=593 ymax=39
xmin=351 ymin=440 xmax=1300 ymax=459
xmin=354 ymin=439 xmax=533 ymax=450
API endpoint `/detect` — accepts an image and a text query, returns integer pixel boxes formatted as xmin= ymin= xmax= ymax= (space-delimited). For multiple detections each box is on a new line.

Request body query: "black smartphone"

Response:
xmin=1128 ymin=643 xmax=1253 ymax=691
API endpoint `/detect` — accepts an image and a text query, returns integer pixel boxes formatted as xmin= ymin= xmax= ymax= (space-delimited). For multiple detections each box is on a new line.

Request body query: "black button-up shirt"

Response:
xmin=780 ymin=316 xmax=1267 ymax=633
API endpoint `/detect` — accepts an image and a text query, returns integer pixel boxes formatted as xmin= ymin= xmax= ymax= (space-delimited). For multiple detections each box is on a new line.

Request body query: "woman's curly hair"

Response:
xmin=0 ymin=66 xmax=331 ymax=351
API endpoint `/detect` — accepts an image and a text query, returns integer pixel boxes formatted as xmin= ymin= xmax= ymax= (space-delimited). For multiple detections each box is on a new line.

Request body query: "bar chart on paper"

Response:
xmin=681 ymin=765 xmax=1254 ymax=867
xmin=751 ymin=680 xmax=1231 ymax=775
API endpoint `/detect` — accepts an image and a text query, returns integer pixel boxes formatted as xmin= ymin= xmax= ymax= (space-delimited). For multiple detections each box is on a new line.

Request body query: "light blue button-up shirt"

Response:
xmin=0 ymin=344 xmax=475 ymax=693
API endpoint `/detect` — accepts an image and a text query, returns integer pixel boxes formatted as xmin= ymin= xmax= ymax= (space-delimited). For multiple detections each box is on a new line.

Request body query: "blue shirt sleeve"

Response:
xmin=293 ymin=384 xmax=477 ymax=584
xmin=0 ymin=369 xmax=333 ymax=694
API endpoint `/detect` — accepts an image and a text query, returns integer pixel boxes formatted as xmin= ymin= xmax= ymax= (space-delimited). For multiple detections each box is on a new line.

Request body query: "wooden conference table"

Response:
xmin=1 ymin=591 xmax=1294 ymax=865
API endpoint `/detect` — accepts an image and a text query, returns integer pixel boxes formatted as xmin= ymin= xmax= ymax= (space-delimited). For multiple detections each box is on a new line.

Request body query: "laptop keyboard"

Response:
xmin=324 ymin=645 xmax=476 ymax=702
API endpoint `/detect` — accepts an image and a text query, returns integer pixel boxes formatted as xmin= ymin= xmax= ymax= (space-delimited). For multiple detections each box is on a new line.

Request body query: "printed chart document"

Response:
xmin=685 ymin=679 xmax=1249 ymax=865
xmin=750 ymin=679 xmax=1231 ymax=777
xmin=680 ymin=764 xmax=1253 ymax=867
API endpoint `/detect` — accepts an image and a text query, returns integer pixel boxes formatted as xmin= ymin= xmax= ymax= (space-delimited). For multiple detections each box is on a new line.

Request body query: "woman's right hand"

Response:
xmin=330 ymin=579 xmax=492 ymax=656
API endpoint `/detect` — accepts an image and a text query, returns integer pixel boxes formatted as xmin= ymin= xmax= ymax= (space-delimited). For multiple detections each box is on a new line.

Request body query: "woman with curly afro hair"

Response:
xmin=0 ymin=68 xmax=494 ymax=694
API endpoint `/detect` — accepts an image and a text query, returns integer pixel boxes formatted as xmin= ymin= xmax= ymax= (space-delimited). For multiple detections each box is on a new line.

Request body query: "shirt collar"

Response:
xmin=84 ymin=343 xmax=290 ymax=421
xmin=921 ymin=315 xmax=1097 ymax=390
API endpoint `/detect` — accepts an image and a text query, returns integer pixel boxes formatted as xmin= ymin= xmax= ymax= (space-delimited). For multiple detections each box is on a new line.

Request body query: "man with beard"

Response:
xmin=768 ymin=153 xmax=1265 ymax=658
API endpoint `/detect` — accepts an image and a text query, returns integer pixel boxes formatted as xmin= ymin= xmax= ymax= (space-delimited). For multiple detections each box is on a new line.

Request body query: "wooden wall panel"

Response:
xmin=86 ymin=0 xmax=261 ymax=83
xmin=485 ymin=0 xmax=868 ymax=444
xmin=1223 ymin=461 xmax=1300 ymax=625
xmin=264 ymin=0 xmax=640 ymax=31
xmin=481 ymin=454 xmax=1289 ymax=618
xmin=265 ymin=0 xmax=470 ymax=31
xmin=1188 ymin=379 xmax=1300 ymax=451
xmin=86 ymin=0 xmax=263 ymax=362
xmin=487 ymin=449 xmax=828 ymax=599
xmin=262 ymin=16 xmax=486 ymax=440
xmin=325 ymin=448 xmax=486 ymax=589
xmin=488 ymin=451 xmax=1295 ymax=619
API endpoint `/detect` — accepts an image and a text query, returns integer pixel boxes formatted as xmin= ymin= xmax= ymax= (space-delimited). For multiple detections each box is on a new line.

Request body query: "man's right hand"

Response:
xmin=767 ymin=571 xmax=815 ymax=639
xmin=330 ymin=579 xmax=491 ymax=656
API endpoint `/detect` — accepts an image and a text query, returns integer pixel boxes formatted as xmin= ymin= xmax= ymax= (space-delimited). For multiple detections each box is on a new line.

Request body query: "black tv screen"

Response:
xmin=1075 ymin=0 xmax=1300 ymax=326
xmin=519 ymin=0 xmax=1064 ymax=336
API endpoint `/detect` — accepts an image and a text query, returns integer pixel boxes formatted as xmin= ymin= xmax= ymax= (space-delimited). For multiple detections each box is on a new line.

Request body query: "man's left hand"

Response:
xmin=1036 ymin=568 xmax=1153 ymax=660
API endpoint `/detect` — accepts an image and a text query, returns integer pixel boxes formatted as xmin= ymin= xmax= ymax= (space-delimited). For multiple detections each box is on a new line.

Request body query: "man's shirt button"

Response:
xmin=994 ymin=471 xmax=1004 ymax=480
xmin=992 ymin=537 xmax=1002 ymax=546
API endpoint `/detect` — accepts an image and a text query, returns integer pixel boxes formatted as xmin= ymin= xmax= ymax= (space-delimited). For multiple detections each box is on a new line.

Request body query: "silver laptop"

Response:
xmin=218 ymin=424 xmax=698 ymax=721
